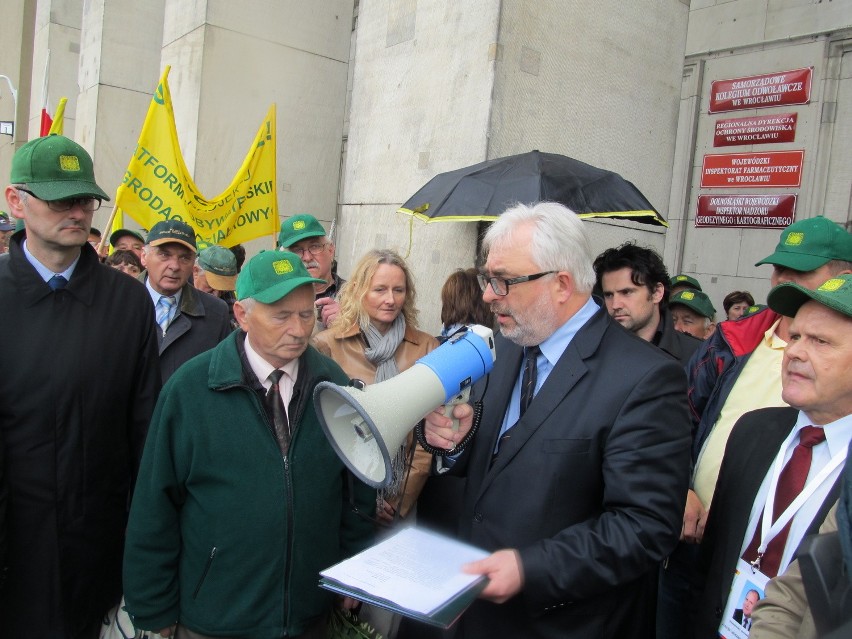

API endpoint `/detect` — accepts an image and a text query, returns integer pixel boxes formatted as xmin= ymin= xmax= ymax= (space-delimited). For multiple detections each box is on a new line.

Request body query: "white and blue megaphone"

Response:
xmin=313 ymin=325 xmax=496 ymax=488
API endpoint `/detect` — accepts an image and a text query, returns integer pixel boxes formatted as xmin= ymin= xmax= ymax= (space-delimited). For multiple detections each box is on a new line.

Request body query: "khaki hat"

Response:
xmin=236 ymin=251 xmax=325 ymax=303
xmin=768 ymin=274 xmax=852 ymax=319
xmin=756 ymin=217 xmax=852 ymax=272
xmin=11 ymin=134 xmax=110 ymax=201
xmin=277 ymin=214 xmax=327 ymax=248
xmin=197 ymin=245 xmax=238 ymax=291
xmin=146 ymin=220 xmax=197 ymax=252
xmin=669 ymin=289 xmax=716 ymax=319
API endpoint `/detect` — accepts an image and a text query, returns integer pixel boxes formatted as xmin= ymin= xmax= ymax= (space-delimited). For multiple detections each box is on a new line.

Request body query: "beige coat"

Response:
xmin=749 ymin=503 xmax=838 ymax=639
xmin=313 ymin=323 xmax=438 ymax=518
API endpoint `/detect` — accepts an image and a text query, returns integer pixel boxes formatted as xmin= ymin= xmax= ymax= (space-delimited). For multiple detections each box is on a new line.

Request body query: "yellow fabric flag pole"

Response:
xmin=47 ymin=97 xmax=67 ymax=136
xmin=115 ymin=66 xmax=279 ymax=248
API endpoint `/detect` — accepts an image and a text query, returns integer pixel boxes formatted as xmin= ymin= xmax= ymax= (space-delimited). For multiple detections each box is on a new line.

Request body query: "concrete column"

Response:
xmin=342 ymin=0 xmax=689 ymax=332
xmin=160 ymin=0 xmax=356 ymax=254
xmin=28 ymin=0 xmax=83 ymax=138
xmin=76 ymin=0 xmax=165 ymax=231
xmin=0 ymin=0 xmax=36 ymax=182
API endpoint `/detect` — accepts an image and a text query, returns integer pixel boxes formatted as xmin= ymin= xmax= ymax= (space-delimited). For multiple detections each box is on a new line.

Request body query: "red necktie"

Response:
xmin=742 ymin=425 xmax=826 ymax=577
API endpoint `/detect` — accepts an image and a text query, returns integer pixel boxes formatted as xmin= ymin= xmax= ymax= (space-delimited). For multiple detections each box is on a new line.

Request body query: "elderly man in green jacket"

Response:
xmin=124 ymin=251 xmax=375 ymax=639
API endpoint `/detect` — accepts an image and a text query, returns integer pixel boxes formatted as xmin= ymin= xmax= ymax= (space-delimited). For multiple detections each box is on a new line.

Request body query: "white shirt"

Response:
xmin=243 ymin=334 xmax=299 ymax=417
xmin=738 ymin=411 xmax=852 ymax=573
xmin=22 ymin=239 xmax=80 ymax=282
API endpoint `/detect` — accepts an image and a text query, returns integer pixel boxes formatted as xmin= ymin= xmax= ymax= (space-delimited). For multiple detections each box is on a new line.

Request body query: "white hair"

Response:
xmin=482 ymin=202 xmax=596 ymax=293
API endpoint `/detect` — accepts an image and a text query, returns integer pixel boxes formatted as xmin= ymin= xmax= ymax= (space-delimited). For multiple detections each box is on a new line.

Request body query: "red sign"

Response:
xmin=709 ymin=67 xmax=812 ymax=113
xmin=701 ymin=151 xmax=804 ymax=188
xmin=695 ymin=194 xmax=797 ymax=229
xmin=713 ymin=113 xmax=797 ymax=147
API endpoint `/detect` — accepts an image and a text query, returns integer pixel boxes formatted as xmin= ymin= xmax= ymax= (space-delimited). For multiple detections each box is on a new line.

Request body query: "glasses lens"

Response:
xmin=46 ymin=197 xmax=101 ymax=213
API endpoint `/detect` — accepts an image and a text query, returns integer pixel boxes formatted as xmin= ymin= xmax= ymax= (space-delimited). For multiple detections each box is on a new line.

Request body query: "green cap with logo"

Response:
xmin=756 ymin=216 xmax=852 ymax=272
xmin=670 ymin=274 xmax=702 ymax=292
xmin=669 ymin=289 xmax=716 ymax=319
xmin=237 ymin=250 xmax=325 ymax=303
xmin=277 ymin=214 xmax=327 ymax=248
xmin=110 ymin=228 xmax=145 ymax=247
xmin=767 ymin=274 xmax=852 ymax=319
xmin=146 ymin=220 xmax=197 ymax=252
xmin=740 ymin=304 xmax=767 ymax=319
xmin=198 ymin=245 xmax=238 ymax=291
xmin=10 ymin=134 xmax=110 ymax=201
xmin=0 ymin=212 xmax=13 ymax=232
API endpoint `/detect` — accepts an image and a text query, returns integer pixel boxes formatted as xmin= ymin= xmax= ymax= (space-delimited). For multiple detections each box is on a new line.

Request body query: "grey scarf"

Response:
xmin=363 ymin=315 xmax=405 ymax=382
xmin=363 ymin=315 xmax=409 ymax=510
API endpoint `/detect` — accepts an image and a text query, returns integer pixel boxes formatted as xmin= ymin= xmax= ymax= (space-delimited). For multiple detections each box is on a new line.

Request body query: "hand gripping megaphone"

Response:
xmin=313 ymin=325 xmax=496 ymax=488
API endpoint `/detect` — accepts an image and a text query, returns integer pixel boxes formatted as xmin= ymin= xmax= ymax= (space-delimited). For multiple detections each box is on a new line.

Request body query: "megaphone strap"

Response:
xmin=415 ymin=400 xmax=484 ymax=457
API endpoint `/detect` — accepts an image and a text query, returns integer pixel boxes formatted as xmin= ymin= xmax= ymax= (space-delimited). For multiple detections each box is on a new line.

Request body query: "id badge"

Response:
xmin=717 ymin=558 xmax=769 ymax=638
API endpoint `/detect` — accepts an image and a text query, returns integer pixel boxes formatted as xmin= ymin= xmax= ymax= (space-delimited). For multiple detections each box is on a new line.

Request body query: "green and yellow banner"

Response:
xmin=115 ymin=66 xmax=278 ymax=247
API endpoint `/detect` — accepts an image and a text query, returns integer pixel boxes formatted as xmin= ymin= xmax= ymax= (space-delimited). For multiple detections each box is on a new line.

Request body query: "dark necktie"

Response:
xmin=743 ymin=425 xmax=826 ymax=577
xmin=266 ymin=369 xmax=291 ymax=456
xmin=519 ymin=345 xmax=540 ymax=417
xmin=48 ymin=274 xmax=68 ymax=291
xmin=493 ymin=346 xmax=541 ymax=463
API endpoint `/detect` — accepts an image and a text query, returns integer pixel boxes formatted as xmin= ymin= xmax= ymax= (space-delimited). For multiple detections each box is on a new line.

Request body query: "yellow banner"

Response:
xmin=48 ymin=97 xmax=67 ymax=136
xmin=115 ymin=66 xmax=278 ymax=247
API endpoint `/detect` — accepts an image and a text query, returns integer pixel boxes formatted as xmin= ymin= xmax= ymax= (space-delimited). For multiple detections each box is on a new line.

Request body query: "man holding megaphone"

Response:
xmin=420 ymin=202 xmax=692 ymax=639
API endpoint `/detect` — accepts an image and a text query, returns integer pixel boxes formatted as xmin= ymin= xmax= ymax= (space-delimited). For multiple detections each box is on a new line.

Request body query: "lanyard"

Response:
xmin=755 ymin=429 xmax=846 ymax=557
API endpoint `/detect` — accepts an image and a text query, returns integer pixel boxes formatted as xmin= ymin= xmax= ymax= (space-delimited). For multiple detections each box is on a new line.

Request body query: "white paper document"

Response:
xmin=320 ymin=526 xmax=490 ymax=616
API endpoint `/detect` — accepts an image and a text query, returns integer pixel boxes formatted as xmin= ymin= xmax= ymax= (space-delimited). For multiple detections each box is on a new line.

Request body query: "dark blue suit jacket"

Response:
xmin=450 ymin=304 xmax=691 ymax=639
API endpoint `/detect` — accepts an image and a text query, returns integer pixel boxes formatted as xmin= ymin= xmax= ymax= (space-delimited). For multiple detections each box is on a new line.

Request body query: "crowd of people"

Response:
xmin=1 ymin=134 xmax=851 ymax=639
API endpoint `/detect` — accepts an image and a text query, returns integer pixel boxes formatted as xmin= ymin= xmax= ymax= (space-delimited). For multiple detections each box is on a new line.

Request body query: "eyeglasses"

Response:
xmin=477 ymin=271 xmax=556 ymax=296
xmin=17 ymin=188 xmax=102 ymax=213
xmin=285 ymin=243 xmax=329 ymax=258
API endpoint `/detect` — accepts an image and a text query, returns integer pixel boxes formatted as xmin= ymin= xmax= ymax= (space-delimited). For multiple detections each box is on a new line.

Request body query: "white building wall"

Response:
xmin=668 ymin=0 xmax=852 ymax=317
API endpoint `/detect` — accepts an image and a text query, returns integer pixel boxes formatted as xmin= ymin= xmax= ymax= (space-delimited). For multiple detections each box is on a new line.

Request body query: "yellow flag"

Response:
xmin=115 ymin=66 xmax=278 ymax=247
xmin=47 ymin=97 xmax=67 ymax=136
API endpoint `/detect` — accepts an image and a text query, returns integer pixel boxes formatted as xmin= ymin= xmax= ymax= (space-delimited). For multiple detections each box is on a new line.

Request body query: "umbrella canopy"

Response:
xmin=398 ymin=150 xmax=667 ymax=227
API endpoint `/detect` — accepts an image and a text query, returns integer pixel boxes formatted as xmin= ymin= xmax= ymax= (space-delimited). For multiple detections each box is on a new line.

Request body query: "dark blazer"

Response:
xmin=148 ymin=278 xmax=232 ymax=382
xmin=656 ymin=307 xmax=702 ymax=366
xmin=0 ymin=234 xmax=161 ymax=636
xmin=692 ymin=407 xmax=841 ymax=638
xmin=450 ymin=305 xmax=691 ymax=639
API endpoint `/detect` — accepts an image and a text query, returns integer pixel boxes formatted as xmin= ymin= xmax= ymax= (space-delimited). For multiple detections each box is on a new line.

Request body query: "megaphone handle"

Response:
xmin=443 ymin=387 xmax=471 ymax=433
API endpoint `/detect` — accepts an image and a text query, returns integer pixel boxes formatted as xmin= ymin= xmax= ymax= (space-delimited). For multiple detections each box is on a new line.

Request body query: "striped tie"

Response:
xmin=156 ymin=296 xmax=176 ymax=335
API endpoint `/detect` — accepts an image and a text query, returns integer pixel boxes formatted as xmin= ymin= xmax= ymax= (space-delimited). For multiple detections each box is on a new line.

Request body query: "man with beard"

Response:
xmin=278 ymin=214 xmax=344 ymax=330
xmin=418 ymin=202 xmax=691 ymax=639
xmin=594 ymin=242 xmax=701 ymax=365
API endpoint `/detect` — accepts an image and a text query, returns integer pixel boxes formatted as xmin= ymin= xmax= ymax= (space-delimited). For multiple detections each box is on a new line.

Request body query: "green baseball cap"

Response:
xmin=198 ymin=245 xmax=238 ymax=291
xmin=110 ymin=228 xmax=145 ymax=247
xmin=146 ymin=220 xmax=197 ymax=252
xmin=740 ymin=304 xmax=767 ymax=319
xmin=669 ymin=289 xmax=716 ymax=319
xmin=237 ymin=250 xmax=325 ymax=303
xmin=768 ymin=274 xmax=852 ymax=319
xmin=0 ymin=212 xmax=13 ymax=232
xmin=670 ymin=274 xmax=702 ymax=291
xmin=10 ymin=134 xmax=110 ymax=201
xmin=277 ymin=214 xmax=327 ymax=248
xmin=756 ymin=217 xmax=852 ymax=271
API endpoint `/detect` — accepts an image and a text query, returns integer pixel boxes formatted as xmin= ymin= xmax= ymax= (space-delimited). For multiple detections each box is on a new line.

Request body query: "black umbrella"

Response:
xmin=398 ymin=150 xmax=667 ymax=227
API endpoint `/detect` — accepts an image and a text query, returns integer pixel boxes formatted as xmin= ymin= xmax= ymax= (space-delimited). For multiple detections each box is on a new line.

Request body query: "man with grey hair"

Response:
xmin=140 ymin=219 xmax=232 ymax=382
xmin=420 ymin=202 xmax=691 ymax=638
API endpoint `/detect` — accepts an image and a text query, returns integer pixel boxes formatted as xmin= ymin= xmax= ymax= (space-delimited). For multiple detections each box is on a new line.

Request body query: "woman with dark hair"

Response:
xmin=439 ymin=267 xmax=493 ymax=341
xmin=723 ymin=290 xmax=755 ymax=321
xmin=313 ymin=249 xmax=437 ymax=524
xmin=105 ymin=249 xmax=143 ymax=277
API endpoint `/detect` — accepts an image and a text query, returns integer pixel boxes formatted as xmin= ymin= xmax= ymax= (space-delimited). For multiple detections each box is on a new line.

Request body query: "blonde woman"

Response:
xmin=313 ymin=249 xmax=437 ymax=523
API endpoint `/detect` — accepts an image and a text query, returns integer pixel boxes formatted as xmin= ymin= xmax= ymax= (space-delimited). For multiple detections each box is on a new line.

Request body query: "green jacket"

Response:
xmin=124 ymin=331 xmax=375 ymax=638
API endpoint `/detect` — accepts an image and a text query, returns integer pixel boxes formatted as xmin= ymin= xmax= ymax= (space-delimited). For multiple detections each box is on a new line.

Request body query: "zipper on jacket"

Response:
xmin=282 ymin=455 xmax=295 ymax=632
xmin=193 ymin=546 xmax=217 ymax=599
